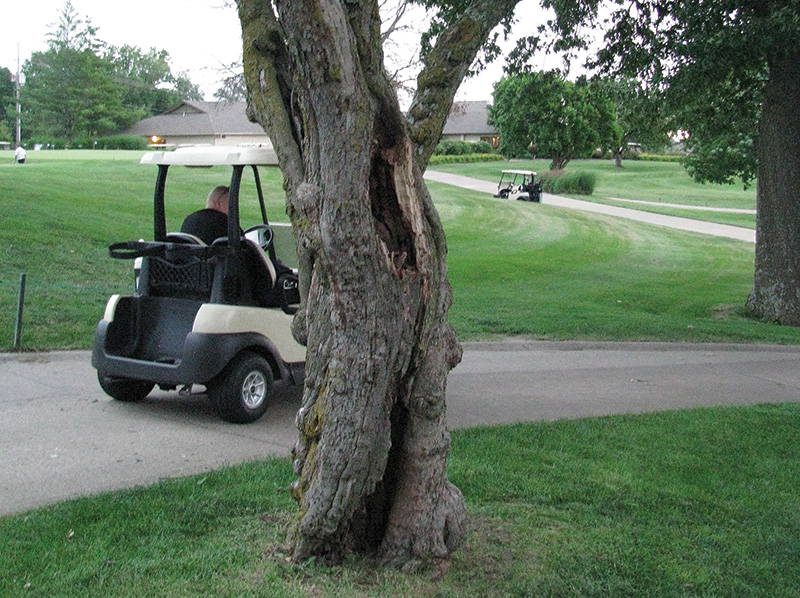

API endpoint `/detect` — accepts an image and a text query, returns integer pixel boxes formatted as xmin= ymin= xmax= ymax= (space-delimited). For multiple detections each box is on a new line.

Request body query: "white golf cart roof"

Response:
xmin=140 ymin=144 xmax=279 ymax=167
xmin=502 ymin=169 xmax=537 ymax=176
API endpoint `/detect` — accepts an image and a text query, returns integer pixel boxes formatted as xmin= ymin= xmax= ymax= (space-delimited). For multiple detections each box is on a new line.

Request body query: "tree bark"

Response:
xmin=613 ymin=147 xmax=623 ymax=168
xmin=236 ymin=0 xmax=521 ymax=569
xmin=747 ymin=46 xmax=800 ymax=325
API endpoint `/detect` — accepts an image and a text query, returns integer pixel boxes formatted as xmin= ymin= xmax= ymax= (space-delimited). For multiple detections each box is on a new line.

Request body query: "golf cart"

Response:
xmin=494 ymin=170 xmax=542 ymax=202
xmin=91 ymin=145 xmax=305 ymax=423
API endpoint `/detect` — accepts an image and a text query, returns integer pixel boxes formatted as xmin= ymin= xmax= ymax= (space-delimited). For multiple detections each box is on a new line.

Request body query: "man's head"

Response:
xmin=206 ymin=185 xmax=230 ymax=214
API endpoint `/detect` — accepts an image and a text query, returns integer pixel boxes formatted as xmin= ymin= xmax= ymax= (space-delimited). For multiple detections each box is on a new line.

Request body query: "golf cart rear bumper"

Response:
xmin=91 ymin=322 xmax=286 ymax=387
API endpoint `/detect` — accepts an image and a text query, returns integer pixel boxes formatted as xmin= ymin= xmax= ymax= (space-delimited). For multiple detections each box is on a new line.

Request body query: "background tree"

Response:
xmin=235 ymin=0 xmax=523 ymax=570
xmin=213 ymin=61 xmax=247 ymax=102
xmin=518 ymin=0 xmax=800 ymax=324
xmin=105 ymin=45 xmax=203 ymax=116
xmin=22 ymin=3 xmax=128 ymax=143
xmin=20 ymin=2 xmax=202 ymax=145
xmin=22 ymin=44 xmax=131 ymax=143
xmin=541 ymin=0 xmax=800 ymax=325
xmin=597 ymin=77 xmax=671 ymax=167
xmin=490 ymin=71 xmax=620 ymax=169
xmin=0 ymin=67 xmax=14 ymax=142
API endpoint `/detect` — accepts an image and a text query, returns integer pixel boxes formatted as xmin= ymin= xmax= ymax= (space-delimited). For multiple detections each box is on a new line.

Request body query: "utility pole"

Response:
xmin=15 ymin=43 xmax=21 ymax=147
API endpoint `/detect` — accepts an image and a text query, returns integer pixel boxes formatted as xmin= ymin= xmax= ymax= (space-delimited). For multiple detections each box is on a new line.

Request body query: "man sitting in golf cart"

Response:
xmin=180 ymin=185 xmax=237 ymax=244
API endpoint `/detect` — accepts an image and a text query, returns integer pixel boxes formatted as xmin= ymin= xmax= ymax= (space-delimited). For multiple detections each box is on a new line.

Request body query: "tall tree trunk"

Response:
xmin=747 ymin=46 xmax=800 ymax=325
xmin=613 ymin=147 xmax=623 ymax=168
xmin=237 ymin=0 xmax=521 ymax=569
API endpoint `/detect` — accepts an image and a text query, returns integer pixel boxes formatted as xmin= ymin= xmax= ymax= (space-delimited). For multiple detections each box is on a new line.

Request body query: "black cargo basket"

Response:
xmin=141 ymin=255 xmax=215 ymax=300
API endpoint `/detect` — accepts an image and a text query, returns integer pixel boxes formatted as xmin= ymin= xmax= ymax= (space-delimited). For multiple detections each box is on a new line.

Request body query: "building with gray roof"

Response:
xmin=127 ymin=99 xmax=497 ymax=148
xmin=125 ymin=101 xmax=271 ymax=147
xmin=441 ymin=101 xmax=498 ymax=146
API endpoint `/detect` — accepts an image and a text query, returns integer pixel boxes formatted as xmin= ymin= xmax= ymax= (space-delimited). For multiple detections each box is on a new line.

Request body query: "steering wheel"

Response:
xmin=244 ymin=224 xmax=274 ymax=252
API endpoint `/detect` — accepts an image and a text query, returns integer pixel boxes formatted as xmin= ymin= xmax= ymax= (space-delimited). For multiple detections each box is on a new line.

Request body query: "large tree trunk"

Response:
xmin=236 ymin=0 xmax=520 ymax=569
xmin=747 ymin=46 xmax=800 ymax=325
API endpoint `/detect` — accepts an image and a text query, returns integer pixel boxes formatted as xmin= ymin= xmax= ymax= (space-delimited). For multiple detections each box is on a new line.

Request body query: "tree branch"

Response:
xmin=407 ymin=0 xmax=522 ymax=171
xmin=237 ymin=0 xmax=304 ymax=191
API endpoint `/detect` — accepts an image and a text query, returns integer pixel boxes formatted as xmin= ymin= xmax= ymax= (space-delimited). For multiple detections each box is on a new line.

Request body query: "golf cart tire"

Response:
xmin=97 ymin=372 xmax=155 ymax=402
xmin=209 ymin=351 xmax=274 ymax=424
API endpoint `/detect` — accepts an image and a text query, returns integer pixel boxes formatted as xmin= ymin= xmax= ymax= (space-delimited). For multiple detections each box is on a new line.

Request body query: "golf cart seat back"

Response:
xmin=165 ymin=232 xmax=206 ymax=245
xmin=243 ymin=238 xmax=277 ymax=290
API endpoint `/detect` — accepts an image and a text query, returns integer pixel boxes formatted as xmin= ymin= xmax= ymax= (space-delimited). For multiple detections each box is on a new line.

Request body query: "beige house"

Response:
xmin=440 ymin=101 xmax=499 ymax=147
xmin=125 ymin=101 xmax=271 ymax=147
xmin=127 ymin=99 xmax=498 ymax=148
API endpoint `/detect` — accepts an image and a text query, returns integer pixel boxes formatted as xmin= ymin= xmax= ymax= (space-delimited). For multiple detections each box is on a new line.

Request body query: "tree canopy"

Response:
xmin=19 ymin=1 xmax=201 ymax=145
xmin=596 ymin=77 xmax=671 ymax=167
xmin=490 ymin=71 xmax=620 ymax=169
xmin=536 ymin=0 xmax=798 ymax=185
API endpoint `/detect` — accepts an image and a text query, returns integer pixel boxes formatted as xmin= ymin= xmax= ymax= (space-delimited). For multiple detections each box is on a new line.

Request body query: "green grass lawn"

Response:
xmin=2 ymin=403 xmax=798 ymax=597
xmin=2 ymin=150 xmax=796 ymax=350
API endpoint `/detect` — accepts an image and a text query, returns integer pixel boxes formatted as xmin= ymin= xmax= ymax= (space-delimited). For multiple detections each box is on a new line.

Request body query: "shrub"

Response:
xmin=539 ymin=170 xmax=562 ymax=193
xmin=539 ymin=170 xmax=595 ymax=195
xmin=472 ymin=140 xmax=495 ymax=154
xmin=637 ymin=153 xmax=685 ymax=163
xmin=61 ymin=136 xmax=148 ymax=150
xmin=98 ymin=135 xmax=149 ymax=150
xmin=434 ymin=140 xmax=497 ymax=156
xmin=428 ymin=153 xmax=505 ymax=165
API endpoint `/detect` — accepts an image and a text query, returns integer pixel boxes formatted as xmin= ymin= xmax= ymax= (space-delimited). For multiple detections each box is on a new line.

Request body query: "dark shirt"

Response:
xmin=180 ymin=209 xmax=230 ymax=245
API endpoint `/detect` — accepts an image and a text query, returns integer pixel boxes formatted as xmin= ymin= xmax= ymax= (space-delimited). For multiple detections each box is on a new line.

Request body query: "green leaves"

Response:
xmin=490 ymin=71 xmax=619 ymax=169
xmin=18 ymin=3 xmax=201 ymax=145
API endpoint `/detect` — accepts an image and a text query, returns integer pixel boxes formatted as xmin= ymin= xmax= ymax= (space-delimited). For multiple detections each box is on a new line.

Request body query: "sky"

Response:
xmin=4 ymin=0 xmax=547 ymax=103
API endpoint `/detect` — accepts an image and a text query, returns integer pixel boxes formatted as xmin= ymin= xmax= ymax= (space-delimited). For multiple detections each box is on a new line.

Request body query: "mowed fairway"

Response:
xmin=432 ymin=158 xmax=759 ymax=229
xmin=1 ymin=151 xmax=798 ymax=350
xmin=431 ymin=181 xmax=796 ymax=344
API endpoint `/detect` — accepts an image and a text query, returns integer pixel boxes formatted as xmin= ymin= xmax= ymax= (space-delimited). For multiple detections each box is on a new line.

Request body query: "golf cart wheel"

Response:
xmin=97 ymin=372 xmax=154 ymax=402
xmin=209 ymin=352 xmax=273 ymax=424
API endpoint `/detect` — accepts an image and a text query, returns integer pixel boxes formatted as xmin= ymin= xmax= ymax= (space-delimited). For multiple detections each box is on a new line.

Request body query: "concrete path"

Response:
xmin=605 ymin=196 xmax=756 ymax=215
xmin=424 ymin=170 xmax=756 ymax=243
xmin=2 ymin=342 xmax=799 ymax=517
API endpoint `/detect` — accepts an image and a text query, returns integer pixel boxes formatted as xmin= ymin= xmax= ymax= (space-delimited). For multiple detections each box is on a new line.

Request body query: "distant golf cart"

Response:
xmin=494 ymin=170 xmax=542 ymax=202
xmin=91 ymin=145 xmax=305 ymax=423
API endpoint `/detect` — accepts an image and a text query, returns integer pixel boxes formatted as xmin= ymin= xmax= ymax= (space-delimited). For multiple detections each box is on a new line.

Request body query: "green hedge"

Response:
xmin=429 ymin=153 xmax=505 ymax=165
xmin=98 ymin=135 xmax=149 ymax=150
xmin=434 ymin=140 xmax=497 ymax=156
xmin=540 ymin=170 xmax=596 ymax=195
xmin=634 ymin=153 xmax=685 ymax=163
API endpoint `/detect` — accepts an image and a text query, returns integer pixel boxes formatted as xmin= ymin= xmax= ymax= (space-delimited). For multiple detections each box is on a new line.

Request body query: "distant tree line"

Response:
xmin=3 ymin=2 xmax=202 ymax=147
xmin=0 ymin=66 xmax=15 ymax=143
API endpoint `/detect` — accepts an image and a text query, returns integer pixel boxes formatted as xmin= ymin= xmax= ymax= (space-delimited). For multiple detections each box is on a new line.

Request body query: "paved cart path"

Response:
xmin=2 ymin=342 xmax=799 ymax=517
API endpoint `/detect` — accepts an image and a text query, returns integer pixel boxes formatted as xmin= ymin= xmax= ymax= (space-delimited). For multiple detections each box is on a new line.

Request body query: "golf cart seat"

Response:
xmin=207 ymin=237 xmax=278 ymax=308
xmin=165 ymin=232 xmax=206 ymax=245
xmin=242 ymin=238 xmax=277 ymax=304
xmin=241 ymin=238 xmax=301 ymax=314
